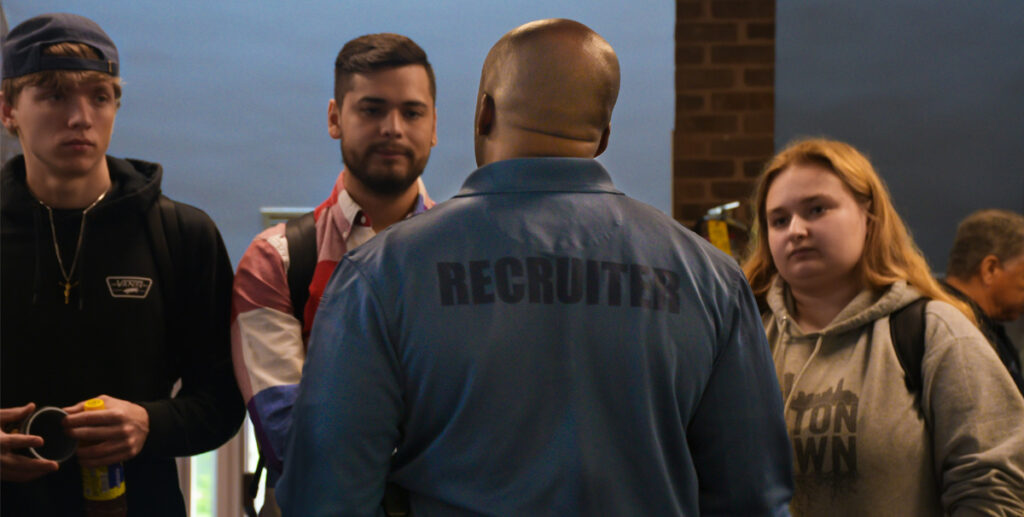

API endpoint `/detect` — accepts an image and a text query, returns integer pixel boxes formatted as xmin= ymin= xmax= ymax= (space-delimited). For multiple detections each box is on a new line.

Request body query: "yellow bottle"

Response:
xmin=81 ymin=398 xmax=127 ymax=516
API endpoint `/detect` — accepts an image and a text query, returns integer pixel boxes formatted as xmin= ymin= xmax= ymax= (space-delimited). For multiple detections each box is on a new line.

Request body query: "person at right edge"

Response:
xmin=743 ymin=138 xmax=1024 ymax=515
xmin=942 ymin=209 xmax=1024 ymax=397
xmin=278 ymin=19 xmax=794 ymax=516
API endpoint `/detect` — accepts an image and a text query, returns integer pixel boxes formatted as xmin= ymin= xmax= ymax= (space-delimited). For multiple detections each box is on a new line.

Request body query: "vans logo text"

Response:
xmin=106 ymin=276 xmax=153 ymax=299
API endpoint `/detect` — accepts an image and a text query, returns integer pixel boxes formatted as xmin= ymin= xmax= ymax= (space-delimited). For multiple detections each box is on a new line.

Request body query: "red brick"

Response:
xmin=676 ymin=44 xmax=704 ymax=65
xmin=710 ymin=91 xmax=774 ymax=111
xmin=710 ymin=135 xmax=774 ymax=156
xmin=733 ymin=203 xmax=754 ymax=227
xmin=711 ymin=0 xmax=775 ymax=19
xmin=676 ymin=202 xmax=716 ymax=223
xmin=677 ymin=68 xmax=735 ymax=90
xmin=747 ymin=22 xmax=775 ymax=40
xmin=743 ymin=67 xmax=774 ymax=86
xmin=676 ymin=159 xmax=737 ymax=178
xmin=677 ymin=22 xmax=739 ymax=43
xmin=674 ymin=0 xmax=776 ymax=232
xmin=676 ymin=93 xmax=706 ymax=111
xmin=742 ymin=112 xmax=774 ymax=134
xmin=677 ymin=1 xmax=704 ymax=20
xmin=678 ymin=114 xmax=738 ymax=133
xmin=673 ymin=133 xmax=708 ymax=157
xmin=675 ymin=180 xmax=708 ymax=201
xmin=711 ymin=44 xmax=774 ymax=64
xmin=744 ymin=159 xmax=769 ymax=177
xmin=711 ymin=179 xmax=756 ymax=199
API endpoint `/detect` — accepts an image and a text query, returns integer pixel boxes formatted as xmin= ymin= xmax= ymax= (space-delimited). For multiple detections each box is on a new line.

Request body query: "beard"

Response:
xmin=342 ymin=141 xmax=429 ymax=196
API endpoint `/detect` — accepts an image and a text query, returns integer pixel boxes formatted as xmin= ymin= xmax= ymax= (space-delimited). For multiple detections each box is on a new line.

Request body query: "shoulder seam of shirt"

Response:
xmin=340 ymin=256 xmax=403 ymax=382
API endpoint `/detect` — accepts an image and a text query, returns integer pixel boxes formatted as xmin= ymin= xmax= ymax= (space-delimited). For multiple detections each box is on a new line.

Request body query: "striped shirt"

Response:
xmin=230 ymin=170 xmax=432 ymax=475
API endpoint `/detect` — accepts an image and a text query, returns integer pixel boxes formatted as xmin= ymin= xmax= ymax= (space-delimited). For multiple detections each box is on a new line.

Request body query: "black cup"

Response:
xmin=19 ymin=406 xmax=77 ymax=463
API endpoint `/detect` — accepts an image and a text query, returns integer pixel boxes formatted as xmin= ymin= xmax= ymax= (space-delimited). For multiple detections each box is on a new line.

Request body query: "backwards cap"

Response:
xmin=2 ymin=13 xmax=118 ymax=80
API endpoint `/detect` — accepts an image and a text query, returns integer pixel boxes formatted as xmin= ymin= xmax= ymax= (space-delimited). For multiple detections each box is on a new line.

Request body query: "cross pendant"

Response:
xmin=60 ymin=281 xmax=78 ymax=304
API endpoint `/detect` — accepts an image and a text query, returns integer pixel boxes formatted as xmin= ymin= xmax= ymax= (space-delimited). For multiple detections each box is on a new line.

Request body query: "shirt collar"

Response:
xmin=454 ymin=157 xmax=622 ymax=197
xmin=409 ymin=192 xmax=430 ymax=216
xmin=336 ymin=174 xmax=432 ymax=230
xmin=941 ymin=280 xmax=998 ymax=328
xmin=335 ymin=189 xmax=367 ymax=228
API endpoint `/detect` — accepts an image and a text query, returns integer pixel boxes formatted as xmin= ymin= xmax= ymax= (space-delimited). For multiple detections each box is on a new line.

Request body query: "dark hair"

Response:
xmin=947 ymin=209 xmax=1024 ymax=279
xmin=333 ymin=33 xmax=435 ymax=103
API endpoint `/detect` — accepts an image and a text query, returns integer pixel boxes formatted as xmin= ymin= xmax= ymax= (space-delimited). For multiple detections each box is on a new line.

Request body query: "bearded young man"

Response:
xmin=230 ymin=32 xmax=436 ymax=514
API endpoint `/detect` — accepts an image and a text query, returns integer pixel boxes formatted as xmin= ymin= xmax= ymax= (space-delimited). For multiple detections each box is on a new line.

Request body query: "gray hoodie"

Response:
xmin=764 ymin=278 xmax=1024 ymax=516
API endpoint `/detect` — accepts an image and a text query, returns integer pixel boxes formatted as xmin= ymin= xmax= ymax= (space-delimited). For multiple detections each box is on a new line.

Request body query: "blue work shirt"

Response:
xmin=279 ymin=158 xmax=793 ymax=516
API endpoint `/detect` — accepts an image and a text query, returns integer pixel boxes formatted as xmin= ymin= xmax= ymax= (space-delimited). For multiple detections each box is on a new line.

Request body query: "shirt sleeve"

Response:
xmin=139 ymin=204 xmax=246 ymax=457
xmin=923 ymin=302 xmax=1024 ymax=515
xmin=686 ymin=273 xmax=794 ymax=516
xmin=230 ymin=226 xmax=306 ymax=474
xmin=277 ymin=257 xmax=402 ymax=516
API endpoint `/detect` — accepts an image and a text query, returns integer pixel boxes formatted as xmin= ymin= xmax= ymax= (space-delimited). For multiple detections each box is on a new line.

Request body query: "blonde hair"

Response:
xmin=2 ymin=42 xmax=122 ymax=136
xmin=742 ymin=137 xmax=975 ymax=323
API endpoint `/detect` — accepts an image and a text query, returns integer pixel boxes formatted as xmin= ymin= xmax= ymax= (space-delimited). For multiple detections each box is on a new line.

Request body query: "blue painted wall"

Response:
xmin=776 ymin=0 xmax=1024 ymax=272
xmin=6 ymin=1 xmax=674 ymax=264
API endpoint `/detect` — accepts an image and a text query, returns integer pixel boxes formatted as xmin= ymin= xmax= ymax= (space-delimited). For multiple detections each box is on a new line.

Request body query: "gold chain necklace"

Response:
xmin=39 ymin=190 xmax=108 ymax=304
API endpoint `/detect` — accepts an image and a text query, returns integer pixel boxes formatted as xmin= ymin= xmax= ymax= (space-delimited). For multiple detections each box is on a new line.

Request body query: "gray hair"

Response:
xmin=946 ymin=209 xmax=1024 ymax=279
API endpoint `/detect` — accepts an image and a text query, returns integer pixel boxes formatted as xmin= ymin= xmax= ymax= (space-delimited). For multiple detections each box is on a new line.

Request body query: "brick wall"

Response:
xmin=673 ymin=0 xmax=775 ymax=227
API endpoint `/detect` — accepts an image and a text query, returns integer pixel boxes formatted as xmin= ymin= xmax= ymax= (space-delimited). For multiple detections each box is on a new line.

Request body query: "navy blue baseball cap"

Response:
xmin=2 ymin=13 xmax=119 ymax=80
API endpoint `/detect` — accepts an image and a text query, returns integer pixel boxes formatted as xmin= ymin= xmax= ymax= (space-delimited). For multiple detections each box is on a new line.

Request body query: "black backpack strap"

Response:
xmin=243 ymin=455 xmax=264 ymax=517
xmin=889 ymin=297 xmax=929 ymax=413
xmin=282 ymin=209 xmax=409 ymax=516
xmin=284 ymin=211 xmax=317 ymax=321
xmin=146 ymin=195 xmax=181 ymax=318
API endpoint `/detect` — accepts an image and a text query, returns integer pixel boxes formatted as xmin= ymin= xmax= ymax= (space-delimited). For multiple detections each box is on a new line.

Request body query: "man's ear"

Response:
xmin=327 ymin=98 xmax=342 ymax=140
xmin=594 ymin=125 xmax=611 ymax=157
xmin=979 ymin=254 xmax=1001 ymax=285
xmin=431 ymin=107 xmax=438 ymax=147
xmin=0 ymin=92 xmax=18 ymax=133
xmin=475 ymin=93 xmax=494 ymax=137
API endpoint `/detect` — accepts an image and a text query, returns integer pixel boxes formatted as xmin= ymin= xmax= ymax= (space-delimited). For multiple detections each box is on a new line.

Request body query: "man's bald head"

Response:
xmin=475 ymin=19 xmax=620 ymax=165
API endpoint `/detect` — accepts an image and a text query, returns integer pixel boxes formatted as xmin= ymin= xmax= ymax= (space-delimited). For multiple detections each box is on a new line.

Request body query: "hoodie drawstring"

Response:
xmin=780 ymin=315 xmax=826 ymax=415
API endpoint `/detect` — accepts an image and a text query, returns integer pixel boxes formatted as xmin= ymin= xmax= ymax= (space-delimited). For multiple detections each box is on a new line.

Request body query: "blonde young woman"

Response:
xmin=743 ymin=138 xmax=1024 ymax=515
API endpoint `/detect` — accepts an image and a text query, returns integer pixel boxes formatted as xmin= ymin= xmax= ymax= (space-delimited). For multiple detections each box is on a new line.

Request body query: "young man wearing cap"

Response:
xmin=230 ymin=32 xmax=436 ymax=514
xmin=0 ymin=13 xmax=244 ymax=516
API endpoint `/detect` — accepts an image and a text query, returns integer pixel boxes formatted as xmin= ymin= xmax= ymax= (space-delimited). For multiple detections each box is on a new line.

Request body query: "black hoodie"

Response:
xmin=2 ymin=155 xmax=244 ymax=516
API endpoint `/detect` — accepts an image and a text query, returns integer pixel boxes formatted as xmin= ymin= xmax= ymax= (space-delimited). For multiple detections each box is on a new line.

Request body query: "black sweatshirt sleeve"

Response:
xmin=139 ymin=202 xmax=245 ymax=457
